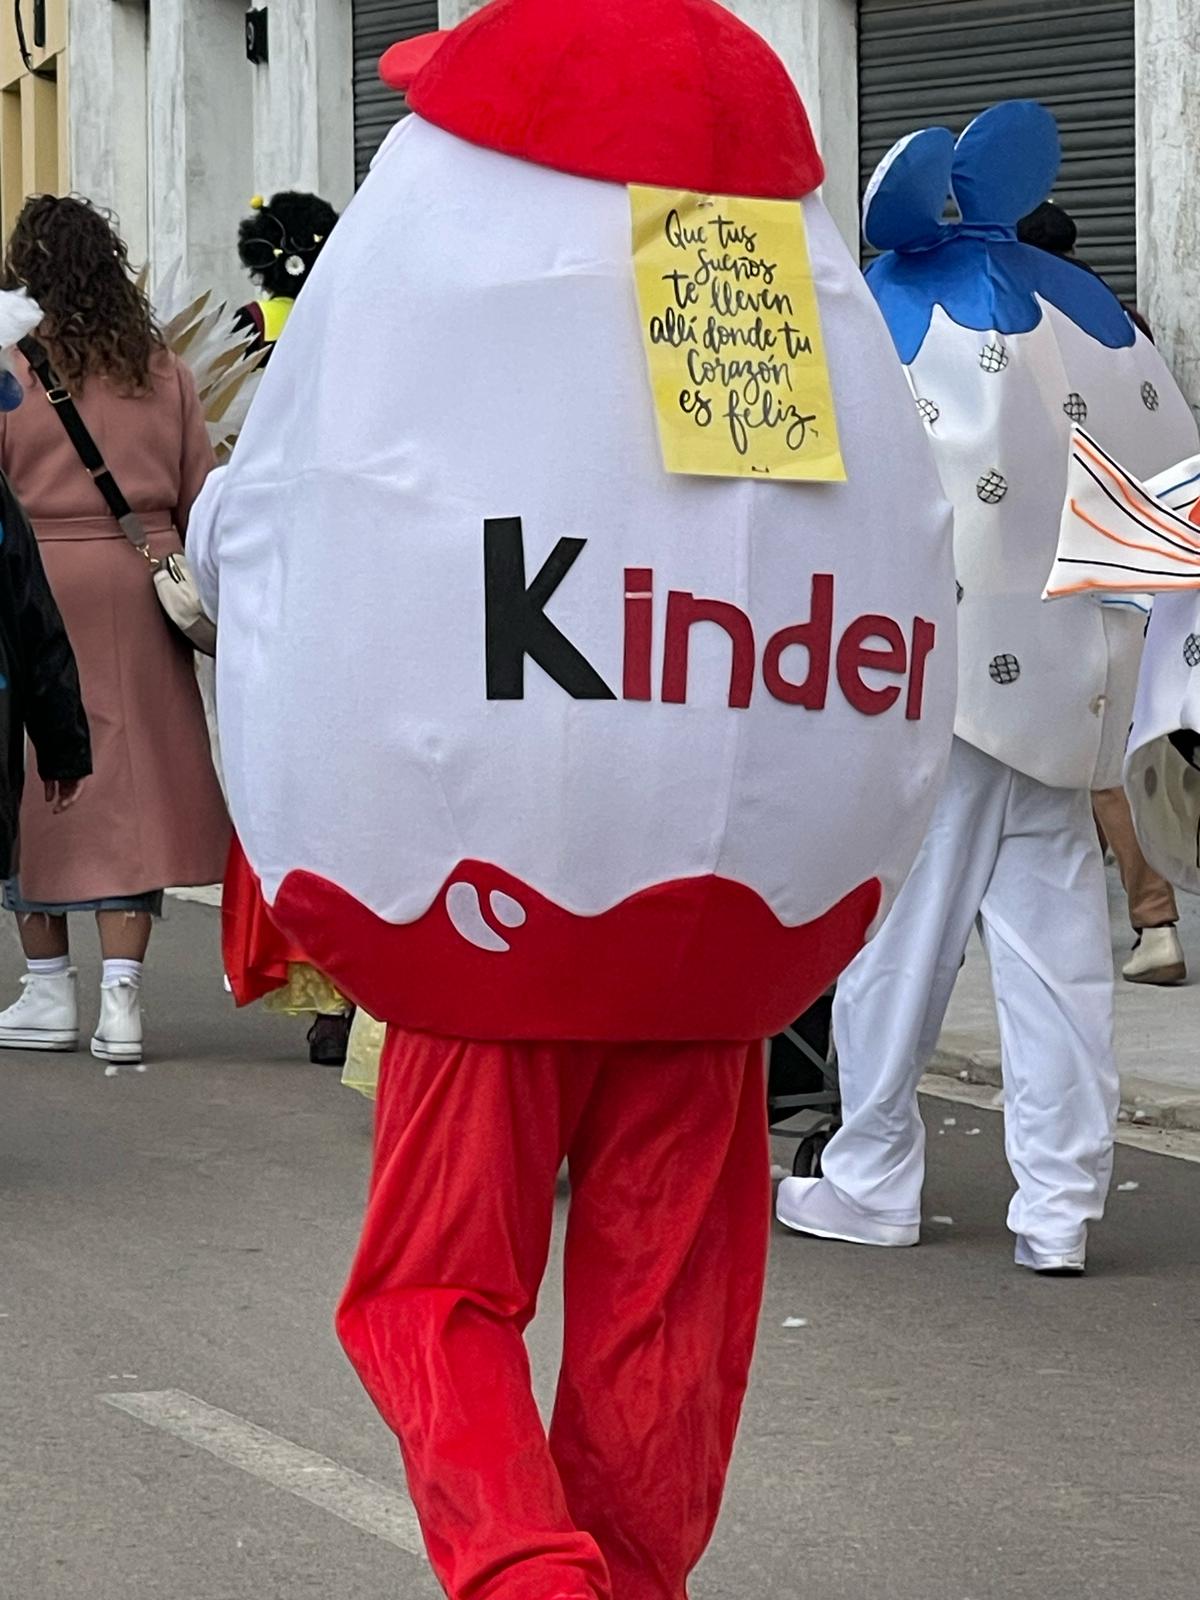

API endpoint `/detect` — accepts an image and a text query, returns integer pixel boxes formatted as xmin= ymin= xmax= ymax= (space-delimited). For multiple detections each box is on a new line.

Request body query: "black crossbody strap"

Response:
xmin=18 ymin=337 xmax=149 ymax=551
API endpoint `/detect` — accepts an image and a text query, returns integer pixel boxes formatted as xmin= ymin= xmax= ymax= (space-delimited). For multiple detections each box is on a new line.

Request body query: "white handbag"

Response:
xmin=149 ymin=547 xmax=218 ymax=656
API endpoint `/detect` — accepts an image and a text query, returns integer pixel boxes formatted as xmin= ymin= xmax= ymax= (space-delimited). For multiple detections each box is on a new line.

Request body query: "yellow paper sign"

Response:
xmin=629 ymin=185 xmax=846 ymax=482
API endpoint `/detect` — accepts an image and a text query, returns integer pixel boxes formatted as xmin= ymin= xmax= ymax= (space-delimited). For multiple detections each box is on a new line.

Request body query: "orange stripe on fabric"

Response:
xmin=1045 ymin=576 xmax=1184 ymax=598
xmin=1075 ymin=438 xmax=1200 ymax=552
xmin=1069 ymin=499 xmax=1200 ymax=569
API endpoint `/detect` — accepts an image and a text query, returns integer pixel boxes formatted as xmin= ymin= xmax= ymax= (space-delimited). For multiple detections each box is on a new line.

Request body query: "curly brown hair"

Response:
xmin=2 ymin=195 xmax=162 ymax=392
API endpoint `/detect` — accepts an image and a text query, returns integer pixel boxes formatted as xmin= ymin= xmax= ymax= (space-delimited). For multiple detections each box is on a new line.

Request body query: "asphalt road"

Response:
xmin=2 ymin=902 xmax=1198 ymax=1600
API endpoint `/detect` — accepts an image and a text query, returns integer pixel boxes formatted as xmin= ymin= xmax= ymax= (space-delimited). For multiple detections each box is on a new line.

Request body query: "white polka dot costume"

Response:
xmin=776 ymin=101 xmax=1197 ymax=1265
xmin=866 ymin=106 xmax=1197 ymax=788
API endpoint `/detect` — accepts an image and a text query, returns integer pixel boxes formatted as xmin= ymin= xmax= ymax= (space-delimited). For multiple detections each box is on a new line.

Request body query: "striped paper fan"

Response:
xmin=1044 ymin=427 xmax=1200 ymax=602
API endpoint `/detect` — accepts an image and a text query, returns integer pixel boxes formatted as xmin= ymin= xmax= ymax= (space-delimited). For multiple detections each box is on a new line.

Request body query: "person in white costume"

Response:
xmin=777 ymin=103 xmax=1199 ymax=1275
xmin=1018 ymin=197 xmax=1187 ymax=986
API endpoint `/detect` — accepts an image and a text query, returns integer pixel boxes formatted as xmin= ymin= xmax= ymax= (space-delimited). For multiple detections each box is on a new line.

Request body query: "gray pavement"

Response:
xmin=2 ymin=901 xmax=1200 ymax=1600
xmin=939 ymin=861 xmax=1200 ymax=1126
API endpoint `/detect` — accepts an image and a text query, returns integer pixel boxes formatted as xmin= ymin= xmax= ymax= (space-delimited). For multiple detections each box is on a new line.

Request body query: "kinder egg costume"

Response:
xmin=188 ymin=1 xmax=956 ymax=1593
xmin=778 ymin=104 xmax=1199 ymax=1275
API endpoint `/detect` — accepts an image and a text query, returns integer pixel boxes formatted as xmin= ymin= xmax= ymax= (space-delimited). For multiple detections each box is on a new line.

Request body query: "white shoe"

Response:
xmin=1015 ymin=1234 xmax=1087 ymax=1276
xmin=91 ymin=979 xmax=145 ymax=1072
xmin=1122 ymin=926 xmax=1186 ymax=985
xmin=0 ymin=970 xmax=79 ymax=1050
xmin=776 ymin=1175 xmax=920 ymax=1247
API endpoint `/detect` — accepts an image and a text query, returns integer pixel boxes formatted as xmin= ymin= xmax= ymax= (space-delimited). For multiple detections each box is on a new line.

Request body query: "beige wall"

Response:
xmin=0 ymin=0 xmax=68 ymax=238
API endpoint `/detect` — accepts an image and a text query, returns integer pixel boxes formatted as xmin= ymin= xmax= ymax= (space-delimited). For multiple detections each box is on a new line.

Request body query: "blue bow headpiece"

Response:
xmin=863 ymin=100 xmax=1134 ymax=363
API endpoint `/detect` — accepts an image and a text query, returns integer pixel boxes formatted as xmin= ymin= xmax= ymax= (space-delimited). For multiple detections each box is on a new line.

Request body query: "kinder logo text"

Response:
xmin=484 ymin=517 xmax=936 ymax=719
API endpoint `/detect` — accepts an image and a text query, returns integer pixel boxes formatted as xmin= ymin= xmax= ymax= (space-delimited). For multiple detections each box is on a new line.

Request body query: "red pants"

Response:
xmin=337 ymin=1031 xmax=769 ymax=1600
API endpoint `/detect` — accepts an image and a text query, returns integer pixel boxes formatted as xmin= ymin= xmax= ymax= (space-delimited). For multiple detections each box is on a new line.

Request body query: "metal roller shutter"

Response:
xmin=352 ymin=0 xmax=439 ymax=184
xmin=858 ymin=0 xmax=1137 ymax=298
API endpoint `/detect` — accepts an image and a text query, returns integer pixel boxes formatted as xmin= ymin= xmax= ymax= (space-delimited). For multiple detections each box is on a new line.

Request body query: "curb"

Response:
xmin=929 ymin=1047 xmax=1200 ymax=1135
xmin=166 ymin=886 xmax=222 ymax=908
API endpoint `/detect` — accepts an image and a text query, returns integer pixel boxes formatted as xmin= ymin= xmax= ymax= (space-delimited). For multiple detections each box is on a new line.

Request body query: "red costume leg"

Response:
xmin=336 ymin=1029 xmax=611 ymax=1600
xmin=550 ymin=1043 xmax=769 ymax=1600
xmin=337 ymin=1033 xmax=768 ymax=1600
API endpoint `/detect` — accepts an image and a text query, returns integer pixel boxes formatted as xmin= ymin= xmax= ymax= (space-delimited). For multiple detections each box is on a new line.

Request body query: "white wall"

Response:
xmin=251 ymin=0 xmax=354 ymax=210
xmin=142 ymin=0 xmax=352 ymax=312
xmin=68 ymin=0 xmax=149 ymax=265
xmin=720 ymin=0 xmax=860 ymax=248
xmin=1137 ymin=0 xmax=1200 ymax=417
xmin=148 ymin=0 xmax=255 ymax=306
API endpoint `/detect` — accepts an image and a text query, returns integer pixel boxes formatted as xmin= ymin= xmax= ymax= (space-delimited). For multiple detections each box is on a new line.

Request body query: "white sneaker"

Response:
xmin=0 ymin=970 xmax=79 ymax=1050
xmin=776 ymin=1175 xmax=920 ymax=1247
xmin=91 ymin=979 xmax=145 ymax=1073
xmin=1015 ymin=1234 xmax=1087 ymax=1276
xmin=1122 ymin=926 xmax=1186 ymax=985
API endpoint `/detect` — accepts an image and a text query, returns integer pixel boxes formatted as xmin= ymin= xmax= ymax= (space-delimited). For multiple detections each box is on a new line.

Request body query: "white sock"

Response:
xmin=101 ymin=959 xmax=143 ymax=990
xmin=28 ymin=955 xmax=70 ymax=978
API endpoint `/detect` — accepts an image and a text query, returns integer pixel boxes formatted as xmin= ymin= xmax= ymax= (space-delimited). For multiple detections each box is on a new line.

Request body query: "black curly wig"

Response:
xmin=238 ymin=191 xmax=339 ymax=298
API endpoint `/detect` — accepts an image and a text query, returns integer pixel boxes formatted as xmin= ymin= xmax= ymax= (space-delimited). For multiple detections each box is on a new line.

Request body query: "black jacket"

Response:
xmin=0 ymin=471 xmax=91 ymax=878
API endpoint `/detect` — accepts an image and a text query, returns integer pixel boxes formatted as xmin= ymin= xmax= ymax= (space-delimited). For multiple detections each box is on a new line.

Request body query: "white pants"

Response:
xmin=824 ymin=738 xmax=1118 ymax=1250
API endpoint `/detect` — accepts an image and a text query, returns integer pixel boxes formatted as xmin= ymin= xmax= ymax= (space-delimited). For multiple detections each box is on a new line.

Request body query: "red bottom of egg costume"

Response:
xmin=222 ymin=837 xmax=348 ymax=1019
xmin=338 ymin=1031 xmax=767 ymax=1600
xmin=187 ymin=0 xmax=956 ymax=1593
xmin=222 ymin=836 xmax=308 ymax=1005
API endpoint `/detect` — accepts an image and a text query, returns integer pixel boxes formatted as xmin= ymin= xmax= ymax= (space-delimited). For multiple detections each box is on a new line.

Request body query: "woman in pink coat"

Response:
xmin=0 ymin=197 xmax=229 ymax=1067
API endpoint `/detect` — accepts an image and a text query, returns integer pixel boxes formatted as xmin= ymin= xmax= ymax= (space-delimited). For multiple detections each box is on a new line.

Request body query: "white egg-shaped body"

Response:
xmin=192 ymin=117 xmax=956 ymax=1039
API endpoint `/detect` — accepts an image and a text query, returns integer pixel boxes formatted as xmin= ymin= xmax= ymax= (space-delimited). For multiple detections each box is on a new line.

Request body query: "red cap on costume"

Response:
xmin=379 ymin=0 xmax=824 ymax=200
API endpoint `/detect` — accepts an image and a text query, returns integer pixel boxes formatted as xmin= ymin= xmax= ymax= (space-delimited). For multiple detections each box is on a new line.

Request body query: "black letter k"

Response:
xmin=484 ymin=517 xmax=616 ymax=700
